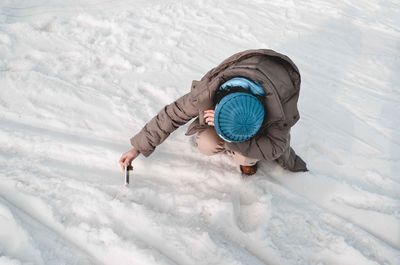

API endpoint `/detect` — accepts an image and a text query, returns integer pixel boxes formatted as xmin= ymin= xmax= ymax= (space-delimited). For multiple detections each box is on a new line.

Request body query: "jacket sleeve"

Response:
xmin=225 ymin=126 xmax=290 ymax=161
xmin=130 ymin=92 xmax=198 ymax=157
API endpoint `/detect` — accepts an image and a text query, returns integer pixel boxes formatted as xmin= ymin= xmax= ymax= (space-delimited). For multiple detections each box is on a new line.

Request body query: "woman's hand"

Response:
xmin=119 ymin=147 xmax=140 ymax=171
xmin=204 ymin=110 xmax=215 ymax=126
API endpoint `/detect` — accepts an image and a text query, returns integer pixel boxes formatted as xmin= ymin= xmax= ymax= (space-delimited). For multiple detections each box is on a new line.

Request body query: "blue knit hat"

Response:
xmin=214 ymin=91 xmax=265 ymax=142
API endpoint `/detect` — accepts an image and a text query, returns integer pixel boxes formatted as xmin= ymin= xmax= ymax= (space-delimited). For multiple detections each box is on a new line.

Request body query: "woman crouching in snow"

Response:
xmin=119 ymin=49 xmax=308 ymax=176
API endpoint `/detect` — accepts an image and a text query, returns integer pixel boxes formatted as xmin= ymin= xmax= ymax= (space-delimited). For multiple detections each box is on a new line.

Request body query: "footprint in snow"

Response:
xmin=232 ymin=185 xmax=271 ymax=233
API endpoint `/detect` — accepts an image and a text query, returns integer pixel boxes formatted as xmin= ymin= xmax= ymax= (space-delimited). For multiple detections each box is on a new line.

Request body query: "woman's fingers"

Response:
xmin=205 ymin=116 xmax=214 ymax=126
xmin=204 ymin=112 xmax=214 ymax=119
xmin=119 ymin=156 xmax=128 ymax=170
xmin=119 ymin=158 xmax=126 ymax=171
xmin=119 ymin=147 xmax=140 ymax=172
xmin=204 ymin=114 xmax=213 ymax=120
xmin=205 ymin=117 xmax=214 ymax=122
xmin=119 ymin=152 xmax=132 ymax=170
xmin=204 ymin=110 xmax=215 ymax=126
xmin=119 ymin=155 xmax=126 ymax=167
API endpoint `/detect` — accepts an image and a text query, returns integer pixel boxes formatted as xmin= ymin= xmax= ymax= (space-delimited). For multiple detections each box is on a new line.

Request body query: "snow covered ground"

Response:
xmin=1 ymin=0 xmax=400 ymax=264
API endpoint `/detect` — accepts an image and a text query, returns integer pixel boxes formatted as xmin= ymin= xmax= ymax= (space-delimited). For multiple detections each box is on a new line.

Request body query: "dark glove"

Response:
xmin=289 ymin=155 xmax=308 ymax=172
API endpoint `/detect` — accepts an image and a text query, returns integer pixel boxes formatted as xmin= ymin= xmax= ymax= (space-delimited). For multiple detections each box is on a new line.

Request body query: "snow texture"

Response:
xmin=0 ymin=0 xmax=399 ymax=264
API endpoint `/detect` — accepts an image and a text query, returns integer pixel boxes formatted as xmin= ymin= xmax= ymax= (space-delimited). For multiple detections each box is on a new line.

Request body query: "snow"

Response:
xmin=1 ymin=0 xmax=400 ymax=264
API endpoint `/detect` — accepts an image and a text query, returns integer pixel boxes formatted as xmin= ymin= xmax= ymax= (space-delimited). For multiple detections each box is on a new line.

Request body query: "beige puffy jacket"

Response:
xmin=130 ymin=49 xmax=302 ymax=163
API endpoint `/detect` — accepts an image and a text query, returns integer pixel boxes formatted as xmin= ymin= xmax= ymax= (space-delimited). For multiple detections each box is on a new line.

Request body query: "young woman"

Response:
xmin=119 ymin=49 xmax=308 ymax=176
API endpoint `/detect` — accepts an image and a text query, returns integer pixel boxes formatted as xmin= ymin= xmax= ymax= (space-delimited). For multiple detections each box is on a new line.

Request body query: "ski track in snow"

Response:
xmin=1 ymin=0 xmax=400 ymax=264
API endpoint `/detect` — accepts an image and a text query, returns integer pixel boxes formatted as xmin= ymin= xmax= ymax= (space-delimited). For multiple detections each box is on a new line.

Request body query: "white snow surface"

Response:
xmin=0 ymin=0 xmax=400 ymax=264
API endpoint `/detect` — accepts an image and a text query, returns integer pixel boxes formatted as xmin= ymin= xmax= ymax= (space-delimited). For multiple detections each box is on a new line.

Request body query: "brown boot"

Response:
xmin=240 ymin=163 xmax=258 ymax=176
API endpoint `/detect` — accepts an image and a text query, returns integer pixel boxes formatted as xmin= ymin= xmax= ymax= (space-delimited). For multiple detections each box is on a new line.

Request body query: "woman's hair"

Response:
xmin=213 ymin=86 xmax=266 ymax=109
xmin=213 ymin=86 xmax=251 ymax=106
